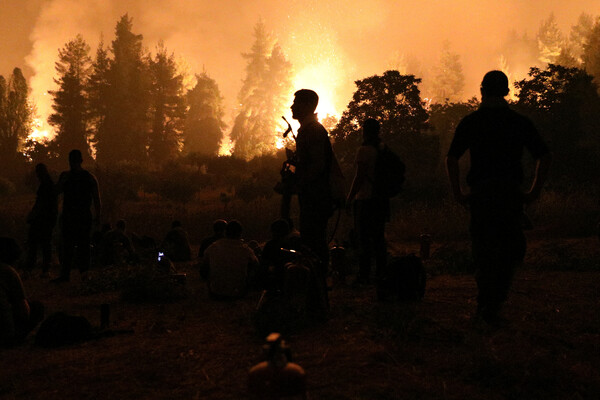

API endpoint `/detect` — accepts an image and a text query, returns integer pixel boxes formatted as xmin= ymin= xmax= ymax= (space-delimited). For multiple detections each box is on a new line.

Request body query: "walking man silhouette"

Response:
xmin=446 ymin=70 xmax=551 ymax=324
xmin=52 ymin=150 xmax=101 ymax=283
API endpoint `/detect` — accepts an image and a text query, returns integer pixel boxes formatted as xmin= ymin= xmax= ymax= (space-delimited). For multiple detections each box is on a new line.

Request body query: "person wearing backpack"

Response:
xmin=446 ymin=71 xmax=551 ymax=325
xmin=346 ymin=118 xmax=390 ymax=286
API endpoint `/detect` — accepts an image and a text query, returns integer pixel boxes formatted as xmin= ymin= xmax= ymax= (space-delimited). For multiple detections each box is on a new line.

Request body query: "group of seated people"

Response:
xmin=199 ymin=218 xmax=303 ymax=300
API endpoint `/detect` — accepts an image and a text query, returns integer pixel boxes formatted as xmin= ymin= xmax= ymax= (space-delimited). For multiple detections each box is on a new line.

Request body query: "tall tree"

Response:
xmin=147 ymin=42 xmax=186 ymax=165
xmin=515 ymin=64 xmax=600 ymax=183
xmin=569 ymin=13 xmax=596 ymax=65
xmin=537 ymin=13 xmax=564 ymax=65
xmin=184 ymin=72 xmax=226 ymax=156
xmin=87 ymin=37 xmax=111 ymax=152
xmin=0 ymin=68 xmax=32 ymax=166
xmin=231 ymin=21 xmax=292 ymax=160
xmin=428 ymin=42 xmax=465 ymax=103
xmin=582 ymin=19 xmax=600 ymax=87
xmin=95 ymin=14 xmax=150 ymax=164
xmin=48 ymin=34 xmax=93 ymax=162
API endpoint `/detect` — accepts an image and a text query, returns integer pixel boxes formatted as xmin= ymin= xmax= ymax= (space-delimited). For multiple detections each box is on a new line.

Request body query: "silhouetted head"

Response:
xmin=362 ymin=118 xmax=381 ymax=146
xmin=0 ymin=237 xmax=21 ymax=265
xmin=68 ymin=149 xmax=83 ymax=169
xmin=171 ymin=220 xmax=182 ymax=229
xmin=270 ymin=218 xmax=290 ymax=240
xmin=116 ymin=219 xmax=126 ymax=231
xmin=213 ymin=219 xmax=227 ymax=236
xmin=291 ymin=89 xmax=319 ymax=122
xmin=225 ymin=219 xmax=243 ymax=239
xmin=480 ymin=70 xmax=509 ymax=98
xmin=35 ymin=163 xmax=51 ymax=182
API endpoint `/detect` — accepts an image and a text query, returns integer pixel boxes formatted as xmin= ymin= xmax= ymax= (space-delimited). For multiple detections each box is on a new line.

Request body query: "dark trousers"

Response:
xmin=59 ymin=216 xmax=92 ymax=279
xmin=470 ymin=188 xmax=526 ymax=318
xmin=298 ymin=193 xmax=331 ymax=316
xmin=26 ymin=220 xmax=55 ymax=272
xmin=354 ymin=198 xmax=388 ymax=283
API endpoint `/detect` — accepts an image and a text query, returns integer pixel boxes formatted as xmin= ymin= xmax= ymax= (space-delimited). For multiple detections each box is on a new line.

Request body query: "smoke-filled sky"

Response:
xmin=2 ymin=0 xmax=600 ymax=131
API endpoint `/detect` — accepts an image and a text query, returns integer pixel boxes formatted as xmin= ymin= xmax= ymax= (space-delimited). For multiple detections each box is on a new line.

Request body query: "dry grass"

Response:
xmin=1 ymin=237 xmax=599 ymax=400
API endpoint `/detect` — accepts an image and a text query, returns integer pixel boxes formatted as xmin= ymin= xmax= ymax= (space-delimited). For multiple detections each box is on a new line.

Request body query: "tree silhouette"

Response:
xmin=184 ymin=72 xmax=226 ymax=156
xmin=331 ymin=70 xmax=435 ymax=180
xmin=515 ymin=64 xmax=600 ymax=183
xmin=87 ymin=37 xmax=111 ymax=153
xmin=568 ymin=13 xmax=596 ymax=66
xmin=0 ymin=68 xmax=32 ymax=167
xmin=147 ymin=42 xmax=186 ymax=165
xmin=582 ymin=19 xmax=600 ymax=87
xmin=429 ymin=42 xmax=465 ymax=103
xmin=231 ymin=21 xmax=292 ymax=160
xmin=537 ymin=13 xmax=564 ymax=65
xmin=95 ymin=14 xmax=150 ymax=164
xmin=48 ymin=34 xmax=93 ymax=163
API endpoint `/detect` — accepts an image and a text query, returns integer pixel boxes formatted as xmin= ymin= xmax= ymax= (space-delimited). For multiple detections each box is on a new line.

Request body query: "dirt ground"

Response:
xmin=1 ymin=237 xmax=599 ymax=400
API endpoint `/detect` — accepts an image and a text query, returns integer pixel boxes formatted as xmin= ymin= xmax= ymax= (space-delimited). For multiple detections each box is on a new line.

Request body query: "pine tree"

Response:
xmin=147 ymin=42 xmax=186 ymax=165
xmin=569 ymin=13 xmax=596 ymax=65
xmin=87 ymin=37 xmax=111 ymax=151
xmin=0 ymin=68 xmax=32 ymax=166
xmin=48 ymin=34 xmax=93 ymax=163
xmin=582 ymin=20 xmax=600 ymax=87
xmin=231 ymin=21 xmax=292 ymax=160
xmin=95 ymin=14 xmax=150 ymax=164
xmin=184 ymin=72 xmax=226 ymax=156
xmin=429 ymin=42 xmax=465 ymax=103
xmin=537 ymin=13 xmax=564 ymax=65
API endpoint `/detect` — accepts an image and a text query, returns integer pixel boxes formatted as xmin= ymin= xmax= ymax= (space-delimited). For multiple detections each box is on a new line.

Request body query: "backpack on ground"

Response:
xmin=35 ymin=312 xmax=93 ymax=348
xmin=377 ymin=254 xmax=426 ymax=302
xmin=374 ymin=144 xmax=405 ymax=198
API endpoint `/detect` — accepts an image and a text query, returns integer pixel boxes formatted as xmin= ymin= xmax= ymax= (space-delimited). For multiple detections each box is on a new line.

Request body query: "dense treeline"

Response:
xmin=1 ymin=12 xmax=599 ymax=204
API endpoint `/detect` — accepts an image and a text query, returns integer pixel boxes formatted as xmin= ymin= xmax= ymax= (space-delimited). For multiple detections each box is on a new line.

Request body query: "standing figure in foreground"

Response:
xmin=290 ymin=89 xmax=334 ymax=318
xmin=53 ymin=149 xmax=101 ymax=283
xmin=290 ymin=89 xmax=334 ymax=265
xmin=25 ymin=163 xmax=58 ymax=277
xmin=446 ymin=70 xmax=551 ymax=324
xmin=346 ymin=118 xmax=389 ymax=286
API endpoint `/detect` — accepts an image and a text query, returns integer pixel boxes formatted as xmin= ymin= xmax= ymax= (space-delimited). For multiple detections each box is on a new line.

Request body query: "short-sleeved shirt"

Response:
xmin=58 ymin=169 xmax=98 ymax=219
xmin=295 ymin=118 xmax=332 ymax=195
xmin=354 ymin=145 xmax=378 ymax=200
xmin=448 ymin=100 xmax=549 ymax=188
xmin=204 ymin=238 xmax=259 ymax=297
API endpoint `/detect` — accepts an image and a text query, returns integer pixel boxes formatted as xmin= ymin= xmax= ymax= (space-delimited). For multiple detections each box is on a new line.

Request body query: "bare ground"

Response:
xmin=1 ymin=237 xmax=599 ymax=400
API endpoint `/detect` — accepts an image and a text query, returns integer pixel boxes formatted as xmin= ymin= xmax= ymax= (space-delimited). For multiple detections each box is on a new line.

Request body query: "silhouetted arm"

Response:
xmin=446 ymin=155 xmax=469 ymax=206
xmin=347 ymin=158 xmax=368 ymax=203
xmin=91 ymin=176 xmax=102 ymax=224
xmin=524 ymin=153 xmax=552 ymax=204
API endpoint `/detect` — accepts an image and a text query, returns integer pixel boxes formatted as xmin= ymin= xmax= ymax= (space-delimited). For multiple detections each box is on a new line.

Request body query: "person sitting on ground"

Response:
xmin=102 ymin=219 xmax=136 ymax=265
xmin=197 ymin=219 xmax=227 ymax=260
xmin=161 ymin=220 xmax=192 ymax=262
xmin=0 ymin=237 xmax=44 ymax=347
xmin=259 ymin=219 xmax=302 ymax=291
xmin=201 ymin=220 xmax=259 ymax=299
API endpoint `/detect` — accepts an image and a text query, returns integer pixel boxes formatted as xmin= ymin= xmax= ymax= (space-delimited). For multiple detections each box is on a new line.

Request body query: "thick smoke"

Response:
xmin=24 ymin=0 xmax=600 ymax=136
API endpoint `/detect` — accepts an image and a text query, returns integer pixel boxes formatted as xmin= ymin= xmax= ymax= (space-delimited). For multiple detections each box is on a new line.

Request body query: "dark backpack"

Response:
xmin=35 ymin=312 xmax=93 ymax=348
xmin=377 ymin=254 xmax=426 ymax=302
xmin=373 ymin=145 xmax=405 ymax=198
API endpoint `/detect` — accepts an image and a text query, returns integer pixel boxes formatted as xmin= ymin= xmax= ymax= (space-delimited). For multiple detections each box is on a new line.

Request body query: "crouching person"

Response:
xmin=1 ymin=237 xmax=44 ymax=346
xmin=201 ymin=220 xmax=259 ymax=299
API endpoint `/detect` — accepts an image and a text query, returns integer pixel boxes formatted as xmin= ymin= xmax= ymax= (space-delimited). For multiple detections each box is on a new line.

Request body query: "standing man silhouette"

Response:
xmin=291 ymin=89 xmax=334 ymax=264
xmin=52 ymin=149 xmax=101 ymax=283
xmin=25 ymin=163 xmax=58 ymax=277
xmin=446 ymin=70 xmax=551 ymax=324
xmin=291 ymin=89 xmax=334 ymax=317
